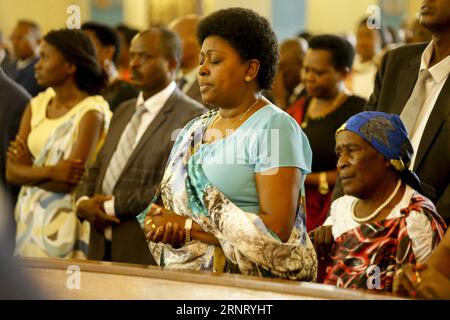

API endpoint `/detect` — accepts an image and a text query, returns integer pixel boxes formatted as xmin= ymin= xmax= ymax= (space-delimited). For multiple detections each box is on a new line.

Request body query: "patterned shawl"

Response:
xmin=138 ymin=111 xmax=317 ymax=281
xmin=323 ymin=192 xmax=446 ymax=290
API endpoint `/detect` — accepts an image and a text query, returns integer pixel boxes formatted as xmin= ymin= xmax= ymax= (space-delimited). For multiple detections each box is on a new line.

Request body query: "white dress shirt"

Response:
xmin=288 ymin=82 xmax=306 ymax=105
xmin=77 ymin=81 xmax=176 ymax=240
xmin=16 ymin=56 xmax=36 ymax=70
xmin=179 ymin=66 xmax=200 ymax=94
xmin=350 ymin=55 xmax=378 ymax=100
xmin=409 ymin=42 xmax=450 ymax=169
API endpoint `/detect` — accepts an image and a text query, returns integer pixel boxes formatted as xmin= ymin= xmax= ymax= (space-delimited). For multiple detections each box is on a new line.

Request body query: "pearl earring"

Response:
xmin=245 ymin=76 xmax=252 ymax=82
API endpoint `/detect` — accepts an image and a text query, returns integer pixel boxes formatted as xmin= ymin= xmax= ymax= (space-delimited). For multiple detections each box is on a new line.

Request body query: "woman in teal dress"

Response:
xmin=137 ymin=8 xmax=317 ymax=280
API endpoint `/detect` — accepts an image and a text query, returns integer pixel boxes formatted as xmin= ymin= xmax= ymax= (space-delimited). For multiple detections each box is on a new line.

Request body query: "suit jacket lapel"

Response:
xmin=414 ymin=77 xmax=450 ymax=171
xmin=118 ymin=89 xmax=180 ymax=177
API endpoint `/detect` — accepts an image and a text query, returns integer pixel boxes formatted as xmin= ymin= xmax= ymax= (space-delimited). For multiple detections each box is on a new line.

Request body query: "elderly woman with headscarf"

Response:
xmin=310 ymin=111 xmax=446 ymax=291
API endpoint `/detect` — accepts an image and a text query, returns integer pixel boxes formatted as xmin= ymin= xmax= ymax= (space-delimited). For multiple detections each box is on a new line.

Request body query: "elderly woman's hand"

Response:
xmin=394 ymin=263 xmax=450 ymax=299
xmin=144 ymin=204 xmax=186 ymax=249
xmin=309 ymin=225 xmax=333 ymax=261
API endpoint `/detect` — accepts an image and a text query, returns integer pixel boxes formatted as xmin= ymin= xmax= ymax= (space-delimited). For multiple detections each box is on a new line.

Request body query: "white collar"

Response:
xmin=292 ymin=82 xmax=305 ymax=96
xmin=16 ymin=56 xmax=36 ymax=69
xmin=353 ymin=55 xmax=377 ymax=72
xmin=420 ymin=41 xmax=450 ymax=83
xmin=180 ymin=66 xmax=200 ymax=84
xmin=136 ymin=81 xmax=176 ymax=112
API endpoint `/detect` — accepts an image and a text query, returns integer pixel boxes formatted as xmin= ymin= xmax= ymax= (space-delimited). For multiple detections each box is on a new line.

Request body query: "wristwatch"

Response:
xmin=184 ymin=218 xmax=193 ymax=243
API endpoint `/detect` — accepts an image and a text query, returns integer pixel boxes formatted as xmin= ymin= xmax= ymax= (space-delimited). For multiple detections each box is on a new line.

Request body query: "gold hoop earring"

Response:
xmin=245 ymin=76 xmax=252 ymax=82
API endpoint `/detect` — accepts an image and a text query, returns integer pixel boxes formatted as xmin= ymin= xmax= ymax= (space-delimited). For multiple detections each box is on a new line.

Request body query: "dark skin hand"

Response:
xmin=7 ymin=134 xmax=85 ymax=185
xmin=143 ymin=166 xmax=303 ymax=250
xmin=143 ymin=204 xmax=220 ymax=248
xmin=6 ymin=103 xmax=103 ymax=191
xmin=7 ymin=135 xmax=33 ymax=166
xmin=144 ymin=206 xmax=185 ymax=249
xmin=77 ymin=194 xmax=120 ymax=232
xmin=393 ymin=229 xmax=450 ymax=299
xmin=393 ymin=263 xmax=450 ymax=299
xmin=308 ymin=225 xmax=334 ymax=260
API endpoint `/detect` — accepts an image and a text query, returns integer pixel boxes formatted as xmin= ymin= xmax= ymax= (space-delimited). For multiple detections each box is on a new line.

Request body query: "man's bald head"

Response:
xmin=279 ymin=37 xmax=309 ymax=92
xmin=11 ymin=20 xmax=41 ymax=60
xmin=168 ymin=15 xmax=201 ymax=72
xmin=280 ymin=38 xmax=308 ymax=59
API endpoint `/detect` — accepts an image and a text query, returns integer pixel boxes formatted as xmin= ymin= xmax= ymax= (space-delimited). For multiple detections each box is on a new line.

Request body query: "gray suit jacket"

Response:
xmin=76 ymin=88 xmax=206 ymax=264
xmin=366 ymin=43 xmax=450 ymax=221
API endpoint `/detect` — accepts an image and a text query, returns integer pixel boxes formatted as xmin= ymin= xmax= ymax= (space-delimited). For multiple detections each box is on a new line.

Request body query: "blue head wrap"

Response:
xmin=336 ymin=111 xmax=422 ymax=191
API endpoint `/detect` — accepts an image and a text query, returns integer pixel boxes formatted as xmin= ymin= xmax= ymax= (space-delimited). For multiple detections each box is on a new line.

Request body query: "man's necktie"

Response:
xmin=102 ymin=104 xmax=147 ymax=194
xmin=177 ymin=77 xmax=187 ymax=91
xmin=400 ymin=69 xmax=432 ymax=135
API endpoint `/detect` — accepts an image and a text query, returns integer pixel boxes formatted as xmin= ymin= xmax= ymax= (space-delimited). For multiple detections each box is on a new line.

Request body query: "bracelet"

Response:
xmin=184 ymin=218 xmax=193 ymax=243
xmin=318 ymin=171 xmax=329 ymax=195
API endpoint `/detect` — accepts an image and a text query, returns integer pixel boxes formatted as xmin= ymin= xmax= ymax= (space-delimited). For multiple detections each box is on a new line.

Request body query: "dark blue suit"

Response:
xmin=0 ymin=50 xmax=18 ymax=79
xmin=12 ymin=57 xmax=44 ymax=97
xmin=0 ymin=67 xmax=31 ymax=246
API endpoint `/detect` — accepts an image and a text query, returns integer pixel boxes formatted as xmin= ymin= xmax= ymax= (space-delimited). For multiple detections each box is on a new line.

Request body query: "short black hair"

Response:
xmin=297 ymin=31 xmax=313 ymax=44
xmin=308 ymin=34 xmax=355 ymax=71
xmin=81 ymin=21 xmax=121 ymax=62
xmin=139 ymin=28 xmax=183 ymax=69
xmin=116 ymin=24 xmax=139 ymax=45
xmin=197 ymin=7 xmax=278 ymax=90
xmin=44 ymin=29 xmax=108 ymax=95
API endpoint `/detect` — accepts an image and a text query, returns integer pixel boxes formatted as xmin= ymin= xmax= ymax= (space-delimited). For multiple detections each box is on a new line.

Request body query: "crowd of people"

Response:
xmin=0 ymin=0 xmax=449 ymax=299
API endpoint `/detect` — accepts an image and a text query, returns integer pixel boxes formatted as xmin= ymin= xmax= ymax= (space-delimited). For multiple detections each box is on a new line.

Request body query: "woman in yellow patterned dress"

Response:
xmin=6 ymin=29 xmax=111 ymax=258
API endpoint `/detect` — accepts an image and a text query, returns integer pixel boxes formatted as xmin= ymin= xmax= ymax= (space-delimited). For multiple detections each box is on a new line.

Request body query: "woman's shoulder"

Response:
xmin=78 ymin=94 xmax=109 ymax=109
xmin=251 ymin=104 xmax=301 ymax=128
xmin=30 ymin=88 xmax=54 ymax=109
xmin=344 ymin=95 xmax=367 ymax=111
xmin=75 ymin=94 xmax=112 ymax=117
xmin=178 ymin=108 xmax=218 ymax=133
xmin=332 ymin=95 xmax=366 ymax=122
xmin=404 ymin=188 xmax=442 ymax=217
xmin=30 ymin=88 xmax=55 ymax=125
xmin=331 ymin=195 xmax=357 ymax=212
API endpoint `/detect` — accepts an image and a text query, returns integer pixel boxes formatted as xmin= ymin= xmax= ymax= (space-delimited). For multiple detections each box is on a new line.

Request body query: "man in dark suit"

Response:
xmin=10 ymin=20 xmax=44 ymax=97
xmin=0 ymin=67 xmax=31 ymax=249
xmin=366 ymin=0 xmax=450 ymax=223
xmin=169 ymin=15 xmax=205 ymax=106
xmin=0 ymin=31 xmax=17 ymax=79
xmin=75 ymin=28 xmax=206 ymax=265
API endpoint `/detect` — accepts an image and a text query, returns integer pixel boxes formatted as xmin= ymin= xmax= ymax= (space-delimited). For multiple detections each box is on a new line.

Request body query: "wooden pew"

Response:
xmin=19 ymin=258 xmax=402 ymax=300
